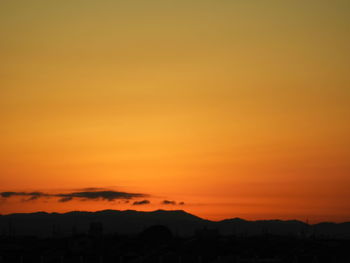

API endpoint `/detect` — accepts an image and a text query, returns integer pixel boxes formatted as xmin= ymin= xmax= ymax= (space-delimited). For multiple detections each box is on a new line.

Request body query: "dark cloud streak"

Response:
xmin=56 ymin=191 xmax=147 ymax=202
xmin=0 ymin=192 xmax=48 ymax=199
xmin=0 ymin=190 xmax=147 ymax=203
xmin=133 ymin=200 xmax=150 ymax=205
xmin=161 ymin=200 xmax=177 ymax=205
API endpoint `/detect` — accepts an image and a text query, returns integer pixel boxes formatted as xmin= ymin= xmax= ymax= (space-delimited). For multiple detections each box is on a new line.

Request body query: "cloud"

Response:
xmin=0 ymin=192 xmax=48 ymax=201
xmin=161 ymin=200 xmax=177 ymax=205
xmin=0 ymin=190 xmax=147 ymax=203
xmin=179 ymin=202 xmax=185 ymax=205
xmin=1 ymin=192 xmax=21 ymax=198
xmin=27 ymin=192 xmax=46 ymax=201
xmin=56 ymin=191 xmax=146 ymax=202
xmin=58 ymin=197 xmax=73 ymax=202
xmin=132 ymin=200 xmax=150 ymax=205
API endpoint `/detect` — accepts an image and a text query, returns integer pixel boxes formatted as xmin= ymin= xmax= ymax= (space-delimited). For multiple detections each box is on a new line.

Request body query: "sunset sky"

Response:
xmin=1 ymin=0 xmax=349 ymax=223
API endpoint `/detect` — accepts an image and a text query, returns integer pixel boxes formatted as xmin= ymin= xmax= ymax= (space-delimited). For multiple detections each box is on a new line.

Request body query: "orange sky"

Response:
xmin=1 ymin=0 xmax=350 ymax=223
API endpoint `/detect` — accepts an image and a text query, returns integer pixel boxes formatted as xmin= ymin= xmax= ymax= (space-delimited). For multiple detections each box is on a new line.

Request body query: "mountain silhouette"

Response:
xmin=1 ymin=209 xmax=349 ymax=238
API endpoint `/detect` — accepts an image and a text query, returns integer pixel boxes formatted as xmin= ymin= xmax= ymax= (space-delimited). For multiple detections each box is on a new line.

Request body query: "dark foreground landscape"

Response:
xmin=0 ymin=210 xmax=349 ymax=263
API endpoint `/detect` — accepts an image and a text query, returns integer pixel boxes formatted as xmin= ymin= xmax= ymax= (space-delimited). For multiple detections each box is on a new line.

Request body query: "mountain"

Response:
xmin=0 ymin=210 xmax=349 ymax=239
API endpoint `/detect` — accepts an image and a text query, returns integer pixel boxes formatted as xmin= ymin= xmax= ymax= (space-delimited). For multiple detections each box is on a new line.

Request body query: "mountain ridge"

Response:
xmin=1 ymin=209 xmax=349 ymax=238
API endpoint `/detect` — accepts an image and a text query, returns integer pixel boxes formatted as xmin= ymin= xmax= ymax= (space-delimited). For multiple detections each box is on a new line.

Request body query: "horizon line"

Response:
xmin=1 ymin=209 xmax=349 ymax=225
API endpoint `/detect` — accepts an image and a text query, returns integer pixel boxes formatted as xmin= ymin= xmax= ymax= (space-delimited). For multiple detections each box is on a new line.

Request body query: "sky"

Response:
xmin=0 ymin=0 xmax=349 ymax=223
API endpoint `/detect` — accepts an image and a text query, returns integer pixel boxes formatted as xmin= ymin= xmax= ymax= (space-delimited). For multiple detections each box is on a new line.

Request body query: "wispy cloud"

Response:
xmin=1 ymin=190 xmax=148 ymax=203
xmin=132 ymin=200 xmax=150 ymax=205
xmin=161 ymin=200 xmax=177 ymax=205
xmin=160 ymin=200 xmax=185 ymax=205
xmin=0 ymin=192 xmax=49 ymax=201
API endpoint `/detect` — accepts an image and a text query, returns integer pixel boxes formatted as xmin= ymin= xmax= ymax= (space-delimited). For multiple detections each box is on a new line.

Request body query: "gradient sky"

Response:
xmin=1 ymin=0 xmax=349 ymax=222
